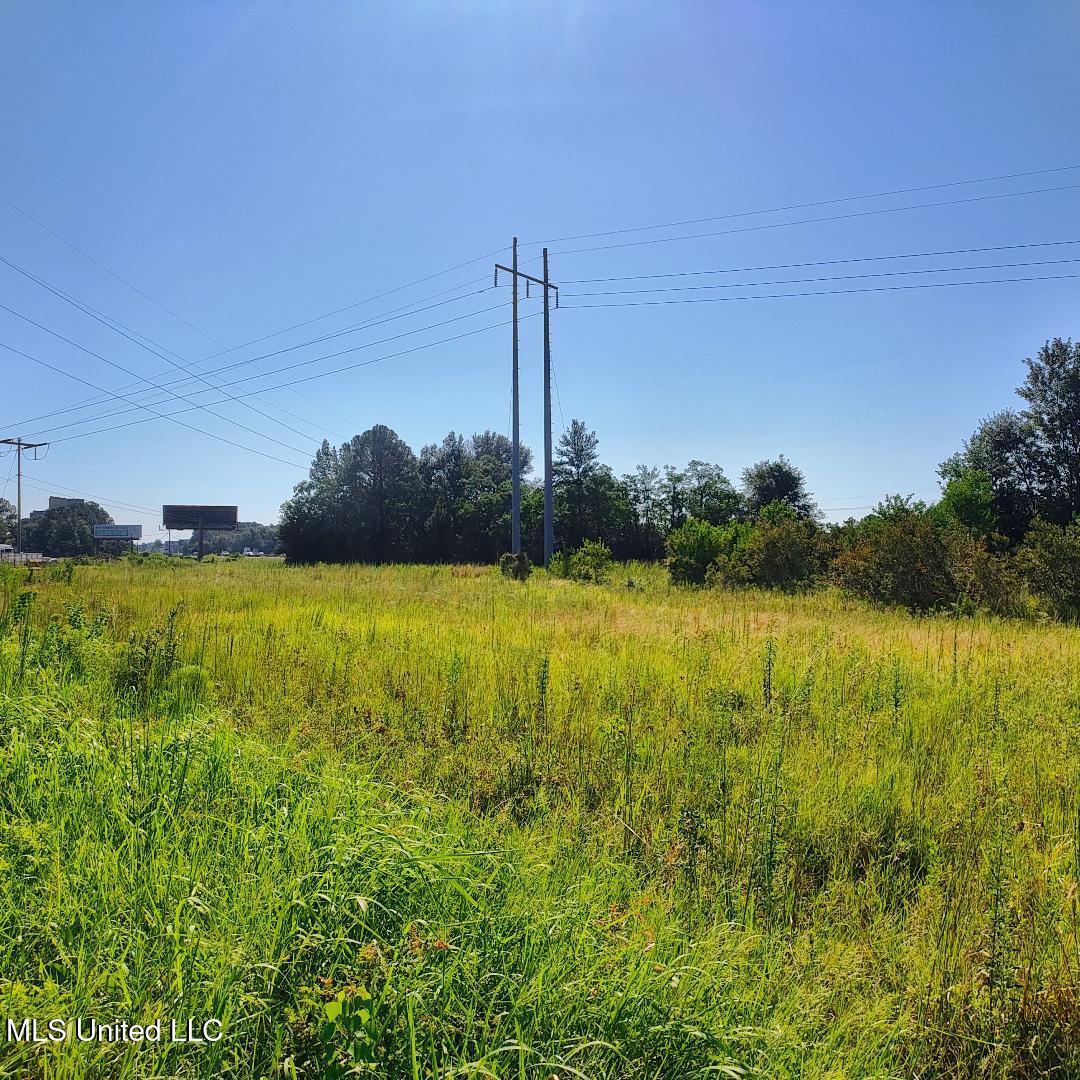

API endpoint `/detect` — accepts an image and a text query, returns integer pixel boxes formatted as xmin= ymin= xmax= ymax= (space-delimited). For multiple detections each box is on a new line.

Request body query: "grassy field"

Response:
xmin=1 ymin=558 xmax=1079 ymax=1078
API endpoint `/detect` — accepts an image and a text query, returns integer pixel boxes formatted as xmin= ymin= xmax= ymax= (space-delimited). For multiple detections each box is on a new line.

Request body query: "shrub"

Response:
xmin=737 ymin=505 xmax=824 ymax=591
xmin=498 ymin=551 xmax=533 ymax=581
xmin=832 ymin=509 xmax=956 ymax=613
xmin=667 ymin=519 xmax=740 ymax=585
xmin=1016 ymin=518 xmax=1080 ymax=622
xmin=946 ymin=528 xmax=1028 ymax=618
xmin=831 ymin=500 xmax=1026 ymax=618
xmin=551 ymin=541 xmax=614 ymax=584
xmin=549 ymin=551 xmax=573 ymax=579
xmin=569 ymin=540 xmax=613 ymax=584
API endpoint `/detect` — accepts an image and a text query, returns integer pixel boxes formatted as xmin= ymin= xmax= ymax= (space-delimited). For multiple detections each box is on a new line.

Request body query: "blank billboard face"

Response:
xmin=162 ymin=505 xmax=239 ymax=530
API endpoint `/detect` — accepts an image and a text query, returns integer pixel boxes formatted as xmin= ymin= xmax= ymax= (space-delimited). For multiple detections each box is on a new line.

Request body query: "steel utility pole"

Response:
xmin=542 ymin=248 xmax=554 ymax=567
xmin=511 ymin=237 xmax=520 ymax=553
xmin=0 ymin=437 xmax=48 ymax=554
xmin=494 ymin=245 xmax=558 ymax=562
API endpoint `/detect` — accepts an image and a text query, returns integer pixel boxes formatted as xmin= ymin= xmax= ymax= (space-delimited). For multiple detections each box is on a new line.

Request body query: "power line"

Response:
xmin=0 ymin=191 xmax=232 ymax=342
xmin=19 ymin=295 xmax=509 ymax=440
xmin=20 ymin=475 xmax=159 ymax=516
xmin=4 ymin=280 xmax=495 ymax=434
xmin=0 ymin=187 xmax=506 ymax=428
xmin=550 ymin=354 xmax=566 ymax=433
xmin=186 ymin=257 xmax=503 ymax=363
xmin=562 ymin=256 xmax=1080 ymax=300
xmin=0 ymin=339 xmax=308 ymax=470
xmin=0 ymin=300 xmax=315 ymax=458
xmin=560 ymin=237 xmax=1080 ymax=285
xmin=15 ymin=311 xmax=542 ymax=448
xmin=0 ymin=451 xmax=16 ymax=502
xmin=0 ymin=252 xmax=329 ymax=447
xmin=0 ymin=437 xmax=48 ymax=553
xmin=560 ymin=271 xmax=1080 ymax=309
xmin=545 ymin=183 xmax=1080 ymax=258
xmin=528 ymin=162 xmax=1080 ymax=246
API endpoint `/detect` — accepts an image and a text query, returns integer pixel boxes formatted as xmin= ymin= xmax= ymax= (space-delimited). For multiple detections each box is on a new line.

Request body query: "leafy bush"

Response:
xmin=1016 ymin=518 xmax=1080 ymax=622
xmin=498 ymin=551 xmax=533 ymax=581
xmin=548 ymin=550 xmax=573 ymax=578
xmin=551 ymin=541 xmax=614 ymax=584
xmin=734 ymin=503 xmax=825 ymax=591
xmin=569 ymin=540 xmax=614 ymax=583
xmin=832 ymin=507 xmax=956 ymax=613
xmin=668 ymin=505 xmax=822 ymax=592
xmin=933 ymin=468 xmax=998 ymax=542
xmin=946 ymin=528 xmax=1028 ymax=618
xmin=667 ymin=519 xmax=745 ymax=585
xmin=831 ymin=496 xmax=1026 ymax=617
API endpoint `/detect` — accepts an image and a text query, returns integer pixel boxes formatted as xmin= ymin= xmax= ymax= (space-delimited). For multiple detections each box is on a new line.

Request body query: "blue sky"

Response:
xmin=3 ymin=2 xmax=1079 ymax=535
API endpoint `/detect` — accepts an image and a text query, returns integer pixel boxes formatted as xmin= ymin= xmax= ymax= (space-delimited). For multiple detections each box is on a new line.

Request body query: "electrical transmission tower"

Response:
xmin=494 ymin=240 xmax=559 ymax=564
xmin=0 ymin=437 xmax=49 ymax=554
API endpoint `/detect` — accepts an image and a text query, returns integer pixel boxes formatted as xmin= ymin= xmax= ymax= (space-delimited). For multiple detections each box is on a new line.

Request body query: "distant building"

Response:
xmin=30 ymin=496 xmax=87 ymax=519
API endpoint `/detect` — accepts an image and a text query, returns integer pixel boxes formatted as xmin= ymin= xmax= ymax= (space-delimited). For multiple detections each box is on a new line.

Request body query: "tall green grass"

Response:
xmin=1 ymin=558 xmax=1079 ymax=1077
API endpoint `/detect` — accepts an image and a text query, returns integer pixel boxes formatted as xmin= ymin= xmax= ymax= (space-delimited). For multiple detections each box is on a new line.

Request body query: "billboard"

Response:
xmin=162 ymin=505 xmax=238 ymax=531
xmin=93 ymin=524 xmax=143 ymax=540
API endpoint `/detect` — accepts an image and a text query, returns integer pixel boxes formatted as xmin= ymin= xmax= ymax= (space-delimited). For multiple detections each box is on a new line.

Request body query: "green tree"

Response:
xmin=469 ymin=430 xmax=532 ymax=478
xmin=20 ymin=500 xmax=113 ymax=557
xmin=280 ymin=427 xmax=420 ymax=563
xmin=741 ymin=456 xmax=818 ymax=520
xmin=1018 ymin=337 xmax=1080 ymax=523
xmin=339 ymin=425 xmax=419 ymax=562
xmin=684 ymin=460 xmax=741 ymax=524
xmin=0 ymin=498 xmax=15 ymax=544
xmin=1016 ymin=518 xmax=1080 ymax=622
xmin=466 ymin=431 xmax=536 ymax=561
xmin=554 ymin=419 xmax=606 ymax=550
xmin=279 ymin=440 xmax=344 ymax=563
xmin=666 ymin=518 xmax=742 ymax=586
xmin=933 ymin=468 xmax=997 ymax=542
xmin=624 ymin=465 xmax=665 ymax=560
xmin=660 ymin=465 xmax=687 ymax=532
xmin=940 ymin=409 xmax=1039 ymax=542
xmin=418 ymin=432 xmax=471 ymax=562
xmin=832 ymin=500 xmax=955 ymax=613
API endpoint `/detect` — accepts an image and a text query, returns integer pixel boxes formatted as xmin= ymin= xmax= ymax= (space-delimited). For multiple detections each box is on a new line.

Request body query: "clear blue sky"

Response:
xmin=3 ymin=2 xmax=1079 ymax=535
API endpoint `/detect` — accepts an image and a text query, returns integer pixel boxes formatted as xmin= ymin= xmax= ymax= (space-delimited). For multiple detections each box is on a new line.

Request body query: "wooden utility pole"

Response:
xmin=0 ymin=437 xmax=48 ymax=554
xmin=494 ymin=245 xmax=558 ymax=562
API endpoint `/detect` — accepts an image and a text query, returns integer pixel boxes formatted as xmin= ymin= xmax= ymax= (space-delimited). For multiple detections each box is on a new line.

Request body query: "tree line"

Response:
xmin=657 ymin=337 xmax=1080 ymax=620
xmin=277 ymin=420 xmax=819 ymax=567
xmin=8 ymin=335 xmax=1079 ymax=621
xmin=279 ymin=336 xmax=1080 ymax=621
